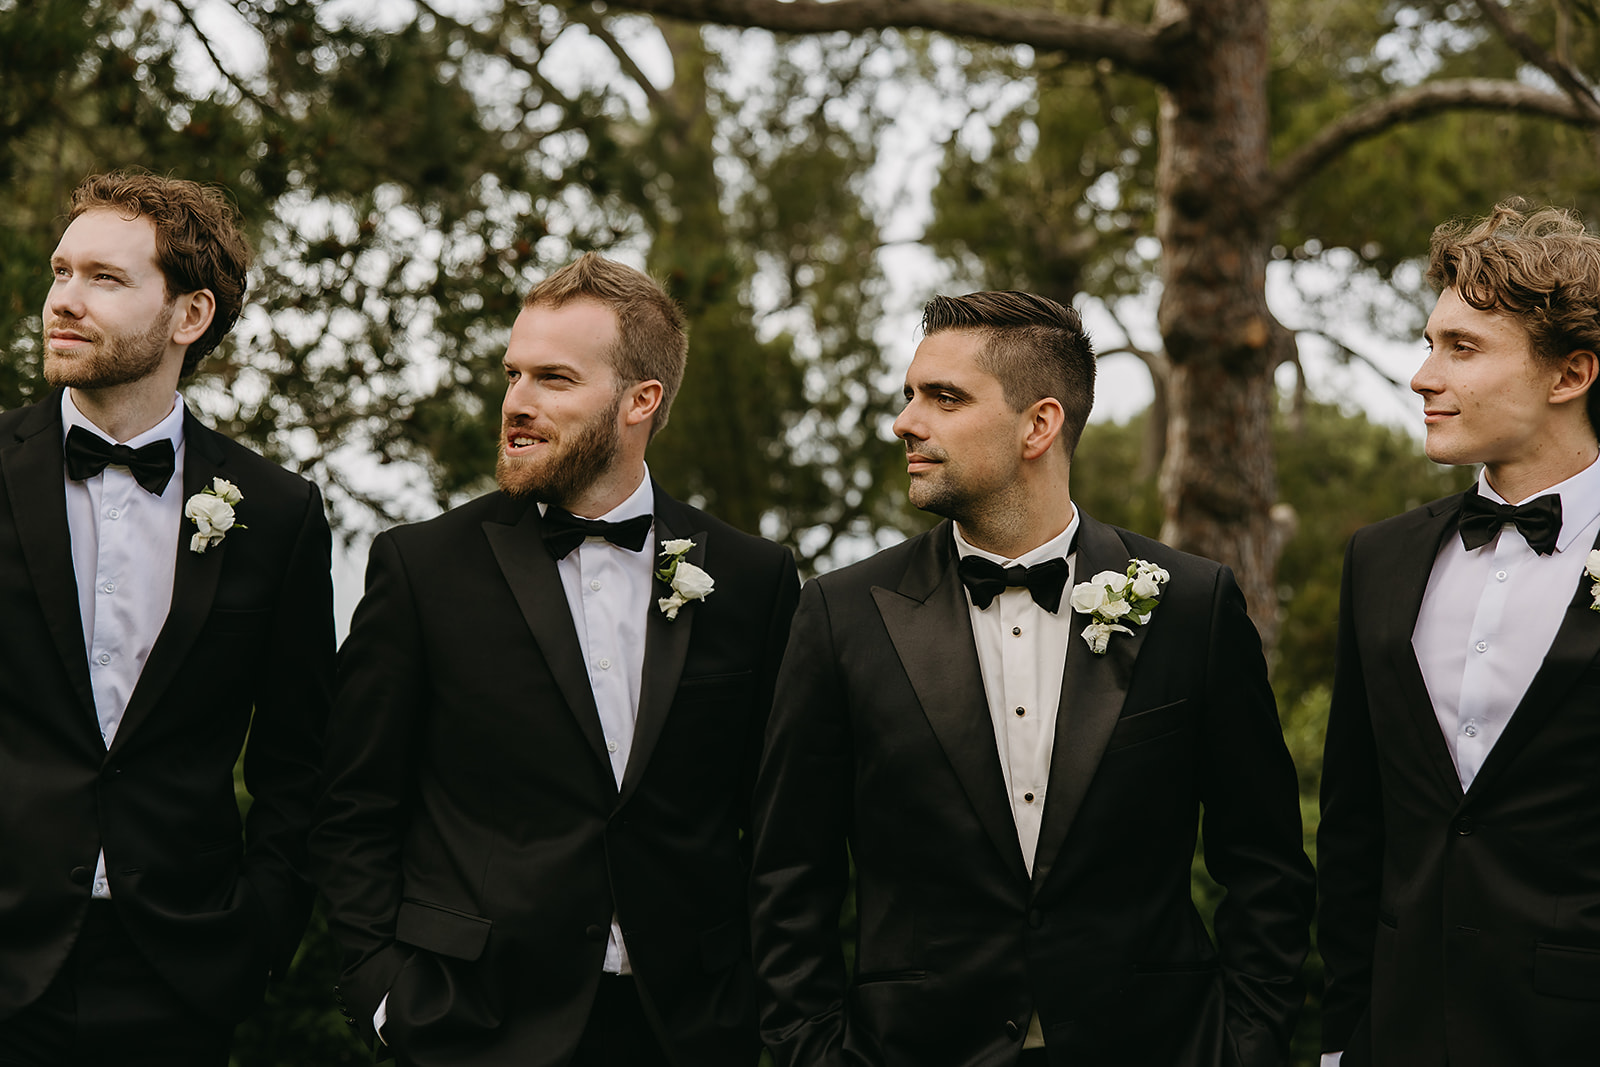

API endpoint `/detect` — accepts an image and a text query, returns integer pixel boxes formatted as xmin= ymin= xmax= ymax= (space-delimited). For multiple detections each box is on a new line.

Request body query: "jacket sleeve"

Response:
xmin=309 ymin=529 xmax=426 ymax=1043
xmin=241 ymin=480 xmax=335 ymax=981
xmin=1316 ymin=534 xmax=1385 ymax=1055
xmin=749 ymin=577 xmax=858 ymax=1067
xmin=1196 ymin=565 xmax=1317 ymax=1067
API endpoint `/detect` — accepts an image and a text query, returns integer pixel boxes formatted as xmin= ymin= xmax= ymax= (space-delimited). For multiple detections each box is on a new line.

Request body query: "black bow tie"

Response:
xmin=540 ymin=506 xmax=652 ymax=560
xmin=64 ymin=424 xmax=175 ymax=496
xmin=957 ymin=554 xmax=1071 ymax=613
xmin=1457 ymin=487 xmax=1562 ymax=555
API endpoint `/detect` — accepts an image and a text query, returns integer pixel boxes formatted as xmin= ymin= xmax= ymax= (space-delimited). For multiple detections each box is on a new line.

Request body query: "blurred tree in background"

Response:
xmin=4 ymin=1 xmax=1595 ymax=1063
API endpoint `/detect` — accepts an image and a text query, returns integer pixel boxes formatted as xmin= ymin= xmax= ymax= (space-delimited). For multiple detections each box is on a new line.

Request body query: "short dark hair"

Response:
xmin=524 ymin=253 xmax=688 ymax=437
xmin=920 ymin=290 xmax=1096 ymax=456
xmin=68 ymin=170 xmax=252 ymax=376
xmin=1429 ymin=199 xmax=1600 ymax=432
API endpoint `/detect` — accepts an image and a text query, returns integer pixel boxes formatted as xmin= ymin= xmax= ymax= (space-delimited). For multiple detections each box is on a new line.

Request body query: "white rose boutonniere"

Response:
xmin=1068 ymin=558 xmax=1170 ymax=654
xmin=1586 ymin=549 xmax=1600 ymax=612
xmin=185 ymin=478 xmax=245 ymax=554
xmin=656 ymin=538 xmax=713 ymax=620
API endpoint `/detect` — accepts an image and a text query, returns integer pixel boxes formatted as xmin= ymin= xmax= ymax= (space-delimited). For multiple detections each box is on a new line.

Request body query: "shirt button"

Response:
xmin=590 ymin=579 xmax=602 ymax=591
xmin=1014 ymin=707 xmax=1025 ymax=717
xmin=102 ymin=580 xmax=116 ymax=594
xmin=106 ymin=507 xmax=121 ymax=520
xmin=598 ymin=657 xmax=611 ymax=670
xmin=1463 ymin=721 xmax=1478 ymax=738
xmin=97 ymin=652 xmax=111 ymax=665
xmin=606 ymin=740 xmax=619 ymax=754
xmin=1475 ymin=641 xmax=1488 ymax=653
xmin=1011 ymin=626 xmax=1022 ymax=636
xmin=1495 ymin=570 xmax=1508 ymax=581
xmin=1023 ymin=792 xmax=1035 ymax=803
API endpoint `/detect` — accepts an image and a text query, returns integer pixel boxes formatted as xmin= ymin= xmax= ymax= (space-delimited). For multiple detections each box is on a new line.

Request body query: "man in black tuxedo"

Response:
xmin=312 ymin=253 xmax=800 ymax=1065
xmin=0 ymin=172 xmax=333 ymax=1064
xmin=1319 ymin=203 xmax=1600 ymax=1067
xmin=751 ymin=291 xmax=1314 ymax=1067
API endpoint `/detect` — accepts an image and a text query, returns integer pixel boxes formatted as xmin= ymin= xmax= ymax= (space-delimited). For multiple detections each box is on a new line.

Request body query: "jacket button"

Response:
xmin=1453 ymin=816 xmax=1475 ymax=836
xmin=585 ymin=924 xmax=606 ymax=941
xmin=69 ymin=866 xmax=91 ymax=886
xmin=1004 ymin=1020 xmax=1021 ymax=1040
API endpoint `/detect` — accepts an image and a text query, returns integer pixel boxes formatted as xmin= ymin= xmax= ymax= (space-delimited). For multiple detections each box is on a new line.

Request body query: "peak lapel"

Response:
xmin=619 ymin=489 xmax=702 ymax=805
xmin=482 ymin=501 xmax=615 ymax=787
xmin=110 ymin=412 xmax=226 ymax=755
xmin=1030 ymin=513 xmax=1148 ymax=893
xmin=1 ymin=397 xmax=97 ymax=730
xmin=871 ymin=523 xmax=1029 ymax=883
xmin=1381 ymin=496 xmax=1467 ymax=801
xmin=1462 ymin=524 xmax=1600 ymax=805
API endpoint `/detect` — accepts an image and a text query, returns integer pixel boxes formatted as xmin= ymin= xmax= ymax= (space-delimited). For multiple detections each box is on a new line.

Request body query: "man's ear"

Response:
xmin=1021 ymin=397 xmax=1066 ymax=461
xmin=1552 ymin=349 xmax=1599 ymax=408
xmin=623 ymin=379 xmax=664 ymax=428
xmin=171 ymin=289 xmax=216 ymax=347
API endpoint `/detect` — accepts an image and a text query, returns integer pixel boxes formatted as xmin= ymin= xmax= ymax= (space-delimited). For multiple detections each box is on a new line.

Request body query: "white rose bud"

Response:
xmin=185 ymin=494 xmax=235 ymax=537
xmin=211 ymin=478 xmax=243 ymax=506
xmin=1069 ymin=581 xmax=1108 ymax=615
xmin=1099 ymin=598 xmax=1133 ymax=620
xmin=670 ymin=561 xmax=715 ymax=601
xmin=1131 ymin=573 xmax=1162 ymax=600
xmin=661 ymin=538 xmax=694 ymax=556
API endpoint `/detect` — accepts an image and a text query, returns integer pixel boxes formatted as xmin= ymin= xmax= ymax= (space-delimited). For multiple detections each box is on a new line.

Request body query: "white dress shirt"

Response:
xmin=547 ymin=468 xmax=655 ymax=974
xmin=953 ymin=508 xmax=1080 ymax=1050
xmin=62 ymin=389 xmax=186 ymax=899
xmin=1323 ymin=458 xmax=1600 ymax=1067
xmin=1414 ymin=458 xmax=1600 ymax=791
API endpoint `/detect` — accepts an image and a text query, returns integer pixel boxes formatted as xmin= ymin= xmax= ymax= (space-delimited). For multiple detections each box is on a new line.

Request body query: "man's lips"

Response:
xmin=905 ymin=453 xmax=939 ymax=472
xmin=504 ymin=431 xmax=548 ymax=455
xmin=1422 ymin=409 xmax=1457 ymax=424
xmin=46 ymin=329 xmax=92 ymax=349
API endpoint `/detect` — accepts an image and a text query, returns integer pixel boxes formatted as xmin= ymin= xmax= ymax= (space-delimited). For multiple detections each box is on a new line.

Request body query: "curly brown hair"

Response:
xmin=68 ymin=170 xmax=252 ymax=376
xmin=523 ymin=252 xmax=687 ymax=437
xmin=1428 ymin=199 xmax=1600 ymax=431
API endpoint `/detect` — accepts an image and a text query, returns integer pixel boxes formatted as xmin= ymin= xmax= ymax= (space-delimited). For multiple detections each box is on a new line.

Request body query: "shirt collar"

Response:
xmin=953 ymin=504 xmax=1081 ymax=567
xmin=1478 ymin=454 xmax=1600 ymax=553
xmin=61 ymin=390 xmax=185 ymax=451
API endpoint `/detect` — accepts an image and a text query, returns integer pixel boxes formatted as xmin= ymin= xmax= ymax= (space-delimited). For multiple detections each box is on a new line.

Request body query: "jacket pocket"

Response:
xmin=1103 ymin=698 xmax=1189 ymax=752
xmin=395 ymin=898 xmax=493 ymax=961
xmin=1534 ymin=941 xmax=1600 ymax=1000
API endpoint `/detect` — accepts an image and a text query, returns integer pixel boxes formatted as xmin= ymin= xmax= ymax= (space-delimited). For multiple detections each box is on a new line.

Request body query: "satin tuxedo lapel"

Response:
xmin=871 ymin=523 xmax=1029 ymax=882
xmin=110 ymin=411 xmax=228 ymax=756
xmin=1462 ymin=523 xmax=1600 ymax=804
xmin=1381 ymin=495 xmax=1473 ymax=801
xmin=1030 ymin=513 xmax=1149 ymax=892
xmin=619 ymin=487 xmax=704 ymax=805
xmin=483 ymin=500 xmax=616 ymax=787
xmin=0 ymin=396 xmax=96 ymax=730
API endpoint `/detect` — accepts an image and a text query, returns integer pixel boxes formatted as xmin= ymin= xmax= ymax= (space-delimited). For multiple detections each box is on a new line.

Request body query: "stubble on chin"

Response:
xmin=43 ymin=309 xmax=173 ymax=391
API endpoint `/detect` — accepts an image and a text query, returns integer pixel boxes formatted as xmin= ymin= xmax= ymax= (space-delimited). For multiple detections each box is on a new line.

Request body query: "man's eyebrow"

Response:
xmin=50 ymin=256 xmax=134 ymax=279
xmin=907 ymin=378 xmax=974 ymax=400
xmin=1424 ymin=326 xmax=1487 ymax=345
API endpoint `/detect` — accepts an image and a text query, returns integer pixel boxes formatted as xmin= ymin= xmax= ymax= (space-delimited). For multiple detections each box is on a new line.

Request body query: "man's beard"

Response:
xmin=43 ymin=306 xmax=174 ymax=390
xmin=495 ymin=397 xmax=623 ymax=506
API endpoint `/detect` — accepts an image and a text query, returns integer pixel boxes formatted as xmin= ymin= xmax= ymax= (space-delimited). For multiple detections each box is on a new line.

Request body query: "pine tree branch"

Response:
xmin=1475 ymin=0 xmax=1600 ymax=121
xmin=599 ymin=0 xmax=1183 ymax=81
xmin=1264 ymin=78 xmax=1599 ymax=213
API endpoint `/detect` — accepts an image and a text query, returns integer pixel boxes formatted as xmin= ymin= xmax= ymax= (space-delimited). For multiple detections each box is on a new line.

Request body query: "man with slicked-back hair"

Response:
xmin=0 ymin=171 xmax=333 ymax=1065
xmin=751 ymin=290 xmax=1314 ymax=1067
xmin=314 ymin=253 xmax=799 ymax=1066
xmin=1320 ymin=201 xmax=1600 ymax=1067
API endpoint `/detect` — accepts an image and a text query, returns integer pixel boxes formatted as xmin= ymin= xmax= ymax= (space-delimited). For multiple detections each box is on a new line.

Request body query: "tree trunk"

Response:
xmin=1152 ymin=0 xmax=1286 ymax=650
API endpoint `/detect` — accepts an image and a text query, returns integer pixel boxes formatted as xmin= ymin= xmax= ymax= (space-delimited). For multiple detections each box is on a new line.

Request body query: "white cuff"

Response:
xmin=374 ymin=992 xmax=388 ymax=1046
xmin=1320 ymin=1053 xmax=1342 ymax=1067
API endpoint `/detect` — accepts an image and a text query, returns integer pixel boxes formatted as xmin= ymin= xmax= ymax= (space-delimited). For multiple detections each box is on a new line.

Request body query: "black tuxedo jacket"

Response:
xmin=312 ymin=486 xmax=800 ymax=1065
xmin=1319 ymin=492 xmax=1600 ymax=1067
xmin=751 ymin=513 xmax=1314 ymax=1067
xmin=0 ymin=391 xmax=334 ymax=1023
